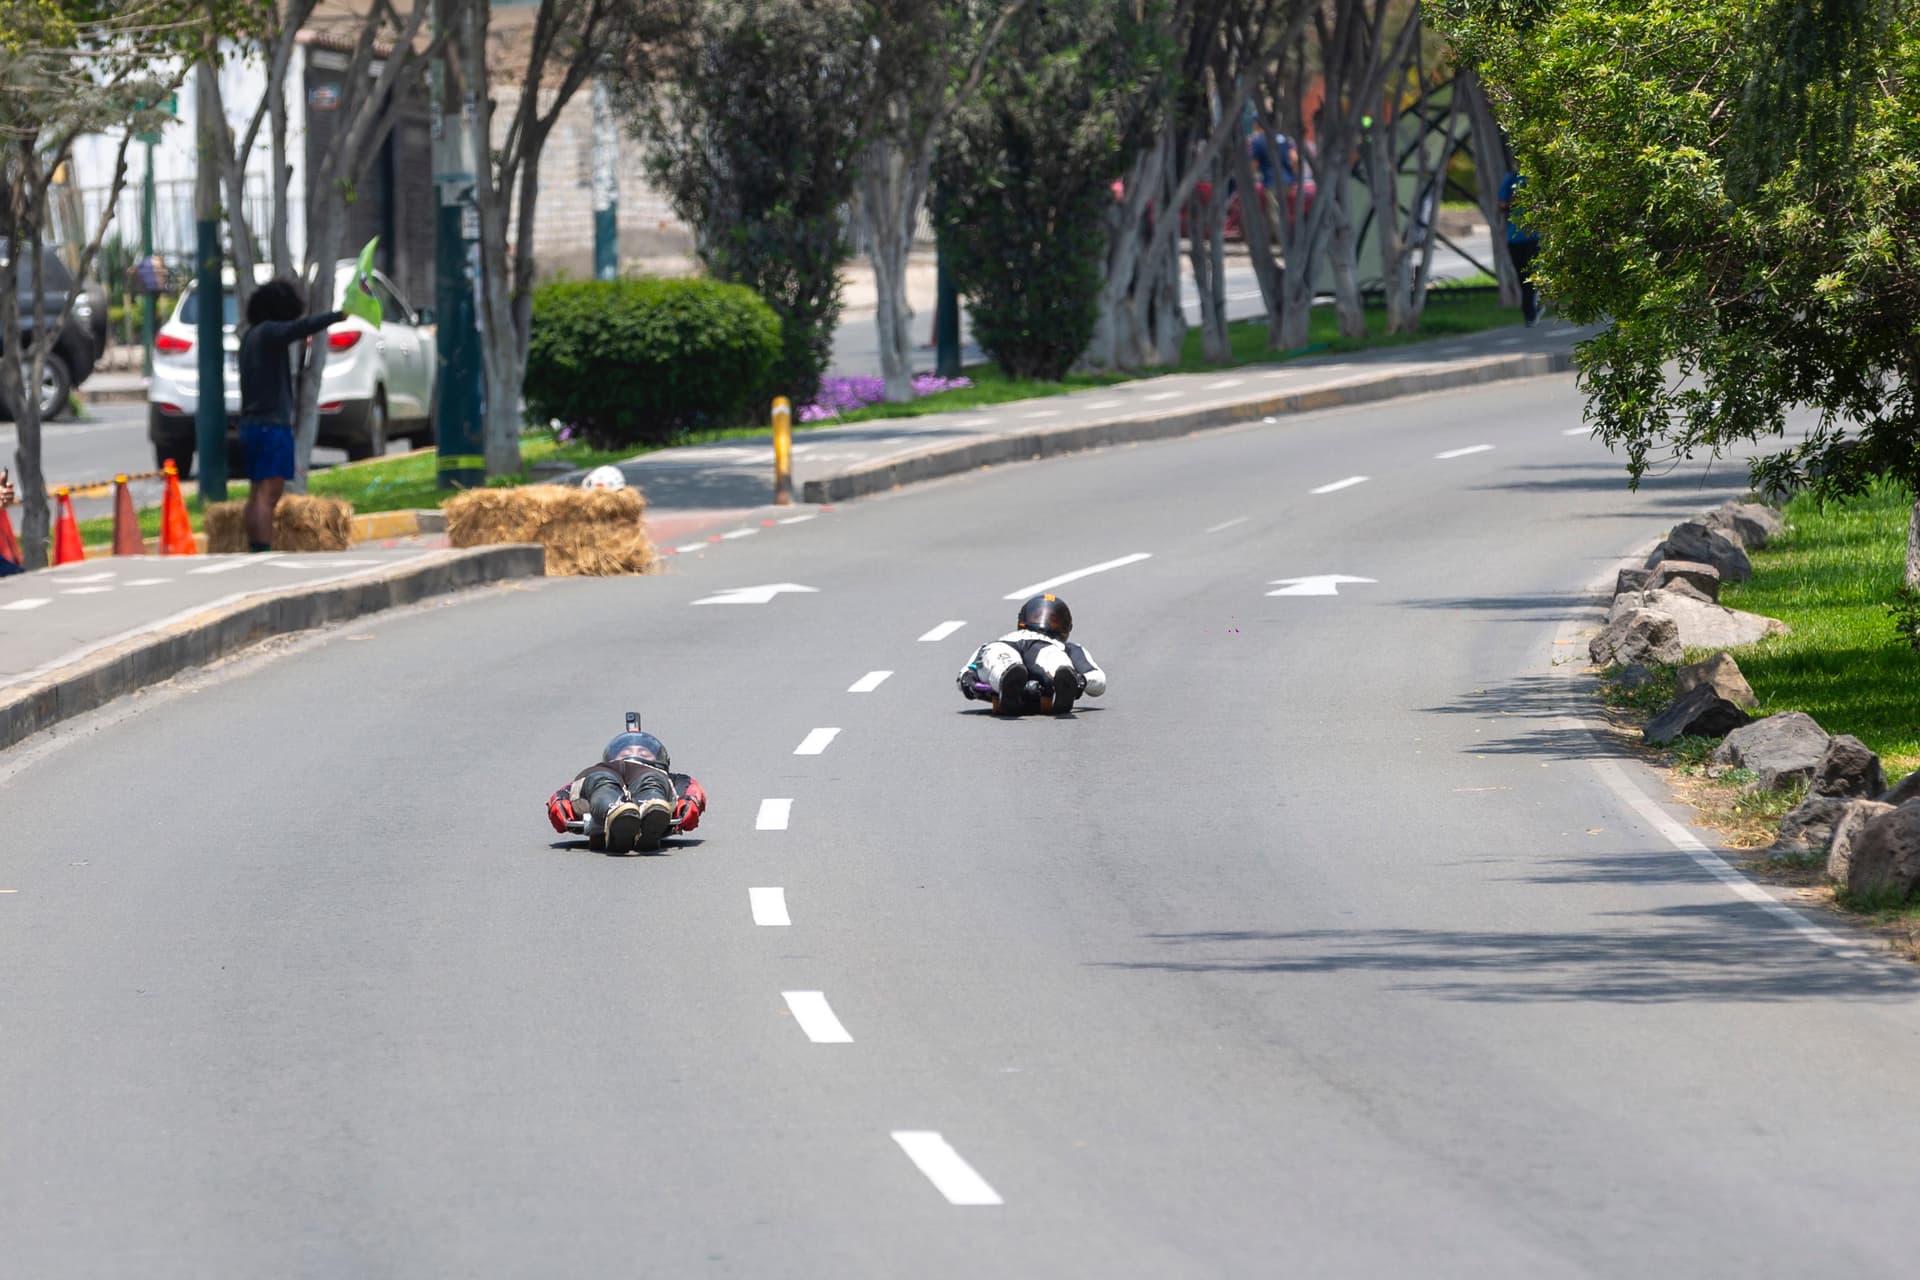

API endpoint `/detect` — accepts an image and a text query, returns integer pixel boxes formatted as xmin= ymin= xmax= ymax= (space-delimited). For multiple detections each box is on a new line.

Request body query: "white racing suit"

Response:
xmin=958 ymin=630 xmax=1106 ymax=712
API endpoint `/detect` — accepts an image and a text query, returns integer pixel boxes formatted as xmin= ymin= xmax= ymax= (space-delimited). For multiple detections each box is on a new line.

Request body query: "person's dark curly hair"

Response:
xmin=246 ymin=277 xmax=306 ymax=326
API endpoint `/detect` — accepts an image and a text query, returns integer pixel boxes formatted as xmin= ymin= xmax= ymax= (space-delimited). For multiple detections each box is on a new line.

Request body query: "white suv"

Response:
xmin=147 ymin=261 xmax=437 ymax=477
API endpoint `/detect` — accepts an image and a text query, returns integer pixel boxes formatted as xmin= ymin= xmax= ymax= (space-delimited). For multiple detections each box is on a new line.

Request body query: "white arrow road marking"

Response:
xmin=1267 ymin=575 xmax=1378 ymax=597
xmin=757 ymin=799 xmax=793 ymax=830
xmin=848 ymin=670 xmax=893 ymax=693
xmin=1004 ymin=552 xmax=1152 ymax=600
xmin=1310 ymin=476 xmax=1370 ymax=494
xmin=794 ymin=728 xmax=841 ymax=755
xmin=693 ymin=583 xmax=820 ymax=605
xmin=750 ymin=887 xmax=790 ymax=926
xmin=1434 ymin=444 xmax=1494 ymax=459
xmin=918 ymin=620 xmax=966 ymax=642
xmin=784 ymin=991 xmax=853 ymax=1043
xmin=892 ymin=1132 xmax=1003 ymax=1206
xmin=1 ymin=598 xmax=51 ymax=611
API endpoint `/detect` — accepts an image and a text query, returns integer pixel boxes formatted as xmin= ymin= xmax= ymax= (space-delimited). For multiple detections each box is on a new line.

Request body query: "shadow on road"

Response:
xmin=1415 ymin=674 xmax=1626 ymax=762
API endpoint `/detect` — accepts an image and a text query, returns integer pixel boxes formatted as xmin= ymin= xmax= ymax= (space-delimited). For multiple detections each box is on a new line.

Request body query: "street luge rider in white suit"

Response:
xmin=956 ymin=593 xmax=1107 ymax=714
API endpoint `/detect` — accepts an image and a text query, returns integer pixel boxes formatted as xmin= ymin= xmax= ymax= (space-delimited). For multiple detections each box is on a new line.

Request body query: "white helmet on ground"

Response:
xmin=582 ymin=465 xmax=627 ymax=491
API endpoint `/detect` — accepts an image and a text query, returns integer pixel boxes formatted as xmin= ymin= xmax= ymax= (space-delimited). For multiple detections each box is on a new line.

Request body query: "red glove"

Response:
xmin=674 ymin=779 xmax=707 ymax=831
xmin=547 ymin=789 xmax=577 ymax=833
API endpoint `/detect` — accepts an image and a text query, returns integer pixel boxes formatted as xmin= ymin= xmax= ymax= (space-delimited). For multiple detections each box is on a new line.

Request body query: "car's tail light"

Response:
xmin=154 ymin=333 xmax=191 ymax=353
xmin=156 ymin=403 xmax=184 ymax=416
xmin=318 ymin=401 xmax=344 ymax=413
xmin=328 ymin=330 xmax=361 ymax=350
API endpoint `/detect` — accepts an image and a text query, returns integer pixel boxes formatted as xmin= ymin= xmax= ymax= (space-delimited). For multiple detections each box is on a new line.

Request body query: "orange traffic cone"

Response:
xmin=0 ymin=502 xmax=21 ymax=570
xmin=159 ymin=460 xmax=196 ymax=556
xmin=52 ymin=487 xmax=85 ymax=564
xmin=111 ymin=474 xmax=146 ymax=555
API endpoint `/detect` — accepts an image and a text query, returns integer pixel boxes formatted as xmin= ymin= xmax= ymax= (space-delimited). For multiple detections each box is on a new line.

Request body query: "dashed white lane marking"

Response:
xmin=126 ymin=578 xmax=170 ymax=586
xmin=1310 ymin=476 xmax=1369 ymax=495
xmin=1084 ymin=399 xmax=1124 ymax=410
xmin=777 ymin=514 xmax=817 ymax=525
xmin=955 ymin=416 xmax=996 ymax=428
xmin=271 ymin=558 xmax=382 ymax=569
xmin=1020 ymin=409 xmax=1061 ymax=420
xmin=61 ymin=586 xmax=113 ymax=595
xmin=1205 ymin=516 xmax=1249 ymax=534
xmin=1563 ymin=426 xmax=1592 ymax=436
xmin=674 ymin=543 xmax=707 ymax=554
xmin=1435 ymin=444 xmax=1495 ymax=459
xmin=750 ymin=887 xmax=790 ymax=927
xmin=190 ymin=556 xmax=277 ymax=574
xmin=756 ymin=798 xmax=793 ymax=830
xmin=892 ymin=1132 xmax=1003 ymax=1206
xmin=52 ymin=571 xmax=114 ymax=583
xmin=1144 ymin=390 xmax=1181 ymax=402
xmin=918 ymin=620 xmax=966 ymax=642
xmin=794 ymin=727 xmax=841 ymax=755
xmin=1 ymin=598 xmax=51 ymax=611
xmin=848 ymin=670 xmax=892 ymax=693
xmin=1204 ymin=377 xmax=1246 ymax=390
xmin=1003 ymin=552 xmax=1152 ymax=600
xmin=720 ymin=528 xmax=759 ymax=540
xmin=783 ymin=991 xmax=853 ymax=1043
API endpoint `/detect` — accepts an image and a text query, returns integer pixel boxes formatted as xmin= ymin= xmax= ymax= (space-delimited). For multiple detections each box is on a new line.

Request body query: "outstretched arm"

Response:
xmin=670 ymin=773 xmax=707 ymax=831
xmin=546 ymin=781 xmax=580 ymax=833
xmin=252 ymin=310 xmax=347 ymax=348
xmin=1067 ymin=642 xmax=1106 ymax=696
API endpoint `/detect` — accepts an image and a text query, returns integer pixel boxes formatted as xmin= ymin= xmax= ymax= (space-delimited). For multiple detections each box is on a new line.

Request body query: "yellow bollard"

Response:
xmin=772 ymin=395 xmax=793 ymax=506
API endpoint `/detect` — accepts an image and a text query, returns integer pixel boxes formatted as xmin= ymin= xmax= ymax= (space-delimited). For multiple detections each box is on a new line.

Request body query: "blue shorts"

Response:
xmin=239 ymin=423 xmax=296 ymax=483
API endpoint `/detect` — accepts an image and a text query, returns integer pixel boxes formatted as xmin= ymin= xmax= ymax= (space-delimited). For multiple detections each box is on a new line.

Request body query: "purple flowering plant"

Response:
xmin=798 ymin=372 xmax=973 ymax=422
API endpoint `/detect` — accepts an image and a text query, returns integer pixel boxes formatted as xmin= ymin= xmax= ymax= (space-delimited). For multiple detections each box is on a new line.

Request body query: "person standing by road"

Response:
xmin=0 ymin=468 xmax=18 ymax=576
xmin=237 ymin=279 xmax=343 ymax=552
xmin=1499 ymin=168 xmax=1542 ymax=327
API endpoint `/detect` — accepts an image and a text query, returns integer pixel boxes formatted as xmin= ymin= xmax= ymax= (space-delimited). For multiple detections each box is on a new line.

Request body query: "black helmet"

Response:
xmin=1017 ymin=593 xmax=1072 ymax=640
xmin=604 ymin=731 xmax=670 ymax=771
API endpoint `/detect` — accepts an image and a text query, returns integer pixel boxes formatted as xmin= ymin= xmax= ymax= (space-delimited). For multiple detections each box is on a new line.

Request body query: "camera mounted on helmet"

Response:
xmin=1016 ymin=593 xmax=1073 ymax=641
xmin=604 ymin=710 xmax=670 ymax=771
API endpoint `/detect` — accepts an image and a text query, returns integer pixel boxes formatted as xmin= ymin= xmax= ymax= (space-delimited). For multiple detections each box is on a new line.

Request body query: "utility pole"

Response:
xmin=934 ymin=234 xmax=960 ymax=379
xmin=431 ymin=0 xmax=485 ymax=490
xmin=591 ymin=78 xmax=618 ymax=282
xmin=193 ymin=49 xmax=227 ymax=500
xmin=140 ymin=137 xmax=156 ymax=379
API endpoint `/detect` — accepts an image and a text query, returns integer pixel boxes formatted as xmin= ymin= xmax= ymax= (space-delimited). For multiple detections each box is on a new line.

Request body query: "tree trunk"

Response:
xmin=291 ymin=212 xmax=342 ymax=492
xmin=857 ymin=137 xmax=920 ymax=403
xmin=0 ymin=229 xmax=48 ymax=569
xmin=1907 ymin=496 xmax=1920 ymax=590
xmin=1327 ymin=170 xmax=1367 ymax=340
xmin=1229 ymin=132 xmax=1285 ymax=350
xmin=1189 ymin=163 xmax=1230 ymax=365
xmin=1459 ymin=68 xmax=1519 ymax=307
xmin=1368 ymin=116 xmax=1413 ymax=335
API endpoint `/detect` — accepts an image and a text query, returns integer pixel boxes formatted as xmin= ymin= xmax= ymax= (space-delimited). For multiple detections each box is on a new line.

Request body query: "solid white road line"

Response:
xmin=1310 ymin=476 xmax=1370 ymax=495
xmin=892 ymin=1132 xmax=1004 ymax=1206
xmin=750 ymin=887 xmax=790 ymax=927
xmin=1003 ymin=552 xmax=1152 ymax=601
xmin=848 ymin=670 xmax=893 ymax=693
xmin=783 ymin=991 xmax=853 ymax=1043
xmin=1205 ymin=516 xmax=1249 ymax=534
xmin=1 ymin=598 xmax=51 ymax=611
xmin=794 ymin=727 xmax=841 ymax=756
xmin=756 ymin=798 xmax=793 ymax=830
xmin=1435 ymin=444 xmax=1495 ymax=459
xmin=918 ymin=620 xmax=966 ymax=642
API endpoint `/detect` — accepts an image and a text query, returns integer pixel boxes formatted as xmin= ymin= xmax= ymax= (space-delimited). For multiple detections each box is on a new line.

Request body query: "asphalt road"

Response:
xmin=7 ymin=375 xmax=1917 ymax=1277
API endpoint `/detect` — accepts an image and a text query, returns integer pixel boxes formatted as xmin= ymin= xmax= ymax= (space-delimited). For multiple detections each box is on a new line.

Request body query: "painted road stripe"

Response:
xmin=1310 ymin=476 xmax=1369 ymax=495
xmin=750 ymin=887 xmax=790 ymax=926
xmin=190 ymin=556 xmax=276 ymax=574
xmin=794 ymin=727 xmax=841 ymax=756
xmin=674 ymin=543 xmax=707 ymax=554
xmin=1144 ymin=390 xmax=1181 ymax=402
xmin=1021 ymin=409 xmax=1061 ymax=420
xmin=1003 ymin=552 xmax=1152 ymax=601
xmin=1204 ymin=377 xmax=1246 ymax=390
xmin=126 ymin=578 xmax=170 ymax=586
xmin=1205 ymin=516 xmax=1249 ymax=534
xmin=892 ymin=1132 xmax=1003 ymax=1206
xmin=848 ymin=670 xmax=893 ymax=693
xmin=777 ymin=514 xmax=817 ymax=525
xmin=919 ymin=620 xmax=966 ymax=642
xmin=1562 ymin=426 xmax=1591 ymax=436
xmin=784 ymin=991 xmax=853 ymax=1043
xmin=1085 ymin=399 xmax=1124 ymax=410
xmin=1435 ymin=444 xmax=1494 ymax=459
xmin=52 ymin=571 xmax=115 ymax=583
xmin=757 ymin=798 xmax=793 ymax=830
xmin=61 ymin=587 xmax=113 ymax=595
xmin=1 ymin=598 xmax=50 ymax=611
xmin=721 ymin=528 xmax=759 ymax=540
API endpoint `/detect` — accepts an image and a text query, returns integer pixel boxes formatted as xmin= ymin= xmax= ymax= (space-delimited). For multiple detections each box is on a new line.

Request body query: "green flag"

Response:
xmin=340 ymin=237 xmax=382 ymax=327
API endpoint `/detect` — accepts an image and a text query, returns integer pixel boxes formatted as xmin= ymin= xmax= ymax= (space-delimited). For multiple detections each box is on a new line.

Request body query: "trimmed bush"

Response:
xmin=522 ymin=277 xmax=781 ymax=450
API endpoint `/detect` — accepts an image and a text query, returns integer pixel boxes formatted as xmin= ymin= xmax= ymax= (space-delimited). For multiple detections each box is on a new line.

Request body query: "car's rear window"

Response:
xmin=176 ymin=288 xmax=240 ymax=327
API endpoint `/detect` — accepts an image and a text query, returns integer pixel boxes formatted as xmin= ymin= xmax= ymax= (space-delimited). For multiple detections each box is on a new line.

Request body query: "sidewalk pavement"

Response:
xmin=76 ymin=368 xmax=147 ymax=404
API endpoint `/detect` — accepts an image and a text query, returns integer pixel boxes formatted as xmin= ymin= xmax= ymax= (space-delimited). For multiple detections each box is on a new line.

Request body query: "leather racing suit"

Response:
xmin=958 ymin=631 xmax=1107 ymax=710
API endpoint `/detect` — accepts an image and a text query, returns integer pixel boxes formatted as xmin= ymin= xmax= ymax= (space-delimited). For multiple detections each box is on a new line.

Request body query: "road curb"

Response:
xmin=800 ymin=349 xmax=1575 ymax=505
xmin=0 ymin=544 xmax=545 ymax=753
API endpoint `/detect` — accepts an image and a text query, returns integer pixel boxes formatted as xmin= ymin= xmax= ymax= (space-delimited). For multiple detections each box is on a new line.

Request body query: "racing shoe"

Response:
xmin=632 ymin=797 xmax=674 ymax=852
xmin=1051 ymin=670 xmax=1083 ymax=714
xmin=604 ymin=800 xmax=647 ymax=853
xmin=997 ymin=664 xmax=1028 ymax=712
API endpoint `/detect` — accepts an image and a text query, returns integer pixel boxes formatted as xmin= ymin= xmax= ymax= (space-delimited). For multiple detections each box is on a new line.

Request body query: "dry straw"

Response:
xmin=203 ymin=494 xmax=354 ymax=553
xmin=443 ymin=484 xmax=656 ymax=576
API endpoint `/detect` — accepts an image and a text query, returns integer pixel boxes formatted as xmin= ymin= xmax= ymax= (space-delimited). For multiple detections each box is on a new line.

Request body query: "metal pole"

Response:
xmin=771 ymin=396 xmax=792 ymax=505
xmin=935 ymin=234 xmax=960 ymax=379
xmin=591 ymin=79 xmax=619 ymax=282
xmin=193 ymin=55 xmax=227 ymax=500
xmin=431 ymin=0 xmax=485 ymax=490
xmin=141 ymin=139 xmax=156 ymax=379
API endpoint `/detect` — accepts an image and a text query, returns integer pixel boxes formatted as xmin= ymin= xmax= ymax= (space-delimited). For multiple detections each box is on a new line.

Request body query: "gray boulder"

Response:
xmin=1710 ymin=712 xmax=1830 ymax=790
xmin=1810 ymin=734 xmax=1886 ymax=800
xmin=1646 ymin=522 xmax=1751 ymax=582
xmin=1704 ymin=502 xmax=1786 ymax=550
xmin=1613 ymin=662 xmax=1658 ymax=691
xmin=1841 ymin=803 xmax=1920 ymax=900
xmin=1649 ymin=559 xmax=1722 ymax=601
xmin=1615 ymin=567 xmax=1654 ymax=595
xmin=1776 ymin=794 xmax=1852 ymax=851
xmin=1879 ymin=772 xmax=1920 ymax=808
xmin=1640 ymin=588 xmax=1790 ymax=649
xmin=1674 ymin=651 xmax=1758 ymax=709
xmin=1644 ymin=685 xmax=1752 ymax=745
xmin=1828 ymin=800 xmax=1897 ymax=884
xmin=1590 ymin=608 xmax=1684 ymax=668
xmin=1607 ymin=591 xmax=1644 ymax=623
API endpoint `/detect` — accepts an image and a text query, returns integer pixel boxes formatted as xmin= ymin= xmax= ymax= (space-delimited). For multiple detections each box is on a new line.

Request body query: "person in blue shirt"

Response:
xmin=1498 ymin=169 xmax=1542 ymax=326
xmin=237 ymin=279 xmax=344 ymax=551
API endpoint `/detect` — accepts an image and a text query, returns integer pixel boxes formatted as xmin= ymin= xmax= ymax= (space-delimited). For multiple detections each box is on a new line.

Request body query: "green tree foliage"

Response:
xmin=637 ymin=0 xmax=878 ymax=406
xmin=932 ymin=0 xmax=1165 ymax=380
xmin=1440 ymin=0 xmax=1920 ymax=591
xmin=523 ymin=277 xmax=782 ymax=449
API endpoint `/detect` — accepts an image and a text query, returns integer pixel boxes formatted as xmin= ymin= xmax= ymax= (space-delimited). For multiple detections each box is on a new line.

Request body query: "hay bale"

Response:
xmin=444 ymin=484 xmax=656 ymax=576
xmin=200 ymin=494 xmax=354 ymax=554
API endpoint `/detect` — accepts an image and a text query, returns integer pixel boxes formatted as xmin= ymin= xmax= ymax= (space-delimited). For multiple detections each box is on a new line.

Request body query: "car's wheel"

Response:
xmin=37 ymin=353 xmax=72 ymax=422
xmin=346 ymin=391 xmax=388 ymax=462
